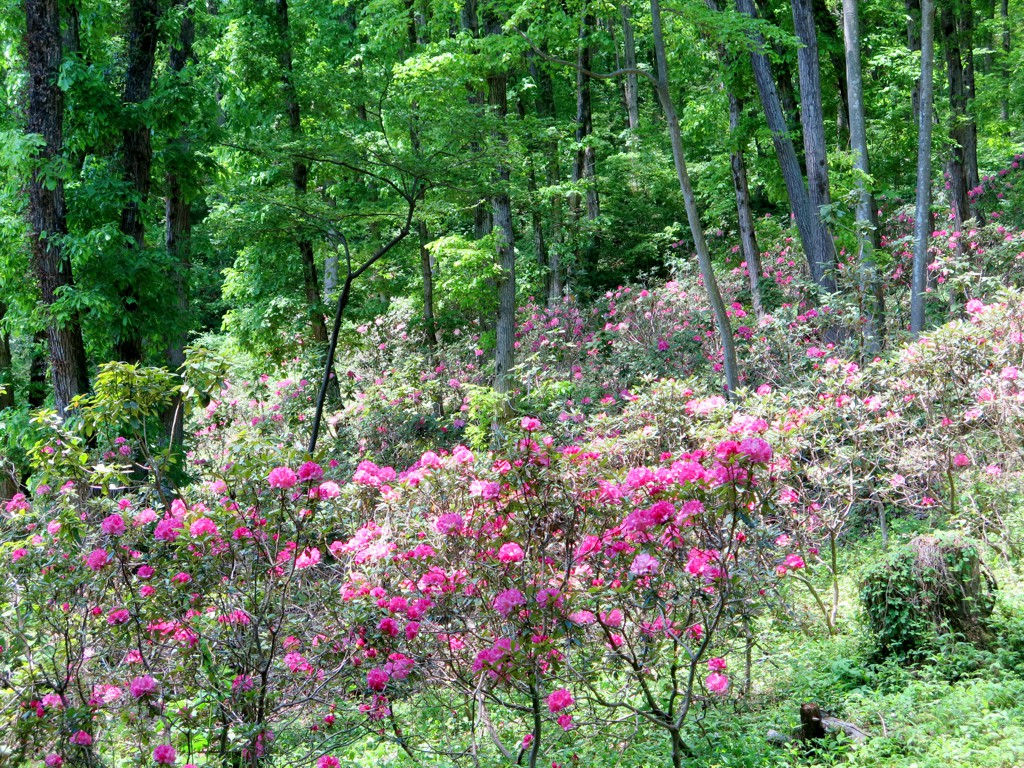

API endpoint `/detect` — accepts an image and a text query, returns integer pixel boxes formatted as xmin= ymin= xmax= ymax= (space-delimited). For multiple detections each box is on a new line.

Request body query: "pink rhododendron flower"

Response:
xmin=707 ymin=657 xmax=726 ymax=671
xmin=520 ymin=416 xmax=542 ymax=431
xmin=366 ymin=668 xmax=389 ymax=692
xmin=10 ymin=549 xmax=27 ymax=563
xmin=497 ymin=542 xmax=524 ymax=563
xmin=153 ymin=745 xmax=176 ymax=765
xmin=129 ymin=675 xmax=158 ymax=698
xmin=101 ymin=514 xmax=126 ymax=536
xmin=547 ymin=688 xmax=574 ymax=713
xmin=435 ymin=513 xmax=464 ymax=535
xmin=189 ymin=517 xmax=219 ymax=537
xmin=295 ymin=548 xmax=321 ymax=570
xmin=268 ymin=466 xmax=298 ymax=489
xmin=784 ymin=554 xmax=805 ymax=570
xmin=44 ymin=755 xmax=63 ymax=767
xmin=953 ymin=453 xmax=970 ymax=467
xmin=317 ymin=481 xmax=341 ymax=499
xmin=966 ymin=298 xmax=986 ymax=314
xmin=318 ymin=758 xmax=340 ymax=768
xmin=630 ymin=552 xmax=660 ymax=576
xmin=705 ymin=673 xmax=729 ymax=694
xmin=493 ymin=588 xmax=526 ymax=617
xmin=153 ymin=516 xmax=184 ymax=541
xmin=85 ymin=548 xmax=109 ymax=571
xmin=469 ymin=479 xmax=501 ymax=500
xmin=737 ymin=437 xmax=772 ymax=464
xmin=69 ymin=731 xmax=92 ymax=746
xmin=1001 ymin=366 xmax=1019 ymax=380
xmin=297 ymin=461 xmax=323 ymax=481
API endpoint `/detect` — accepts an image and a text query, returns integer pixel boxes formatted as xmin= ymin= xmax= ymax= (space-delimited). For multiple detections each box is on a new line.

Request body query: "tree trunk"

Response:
xmin=939 ymin=0 xmax=973 ymax=234
xmin=528 ymin=54 xmax=563 ymax=304
xmin=163 ymin=4 xmax=194 ymax=448
xmin=621 ymin=3 xmax=640 ymax=130
xmin=24 ymin=0 xmax=90 ymax=415
xmin=0 ymin=303 xmax=13 ymax=410
xmin=1000 ymin=0 xmax=1009 ymax=121
xmin=276 ymin=0 xmax=329 ymax=343
xmin=791 ymin=0 xmax=833 ymax=217
xmin=911 ymin=0 xmax=936 ymax=336
xmin=755 ymin=0 xmax=803 ymax=156
xmin=651 ymin=0 xmax=739 ymax=395
xmin=728 ymin=94 xmax=764 ymax=319
xmin=484 ymin=15 xmax=516 ymax=398
xmin=115 ymin=0 xmax=161 ymax=364
xmin=813 ymin=0 xmax=851 ymax=147
xmin=907 ymin=0 xmax=922 ymax=124
xmin=571 ymin=12 xmax=600 ymax=277
xmin=737 ymin=0 xmax=838 ymax=294
xmin=843 ymin=0 xmax=885 ymax=349
xmin=419 ymin=220 xmax=439 ymax=347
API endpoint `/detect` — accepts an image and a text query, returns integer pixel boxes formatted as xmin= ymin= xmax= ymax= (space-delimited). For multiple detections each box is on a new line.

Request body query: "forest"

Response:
xmin=2 ymin=0 xmax=1024 ymax=765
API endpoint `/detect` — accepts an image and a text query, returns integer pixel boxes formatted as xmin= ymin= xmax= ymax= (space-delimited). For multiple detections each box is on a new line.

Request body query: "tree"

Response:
xmin=843 ymin=0 xmax=884 ymax=346
xmin=911 ymin=0 xmax=937 ymax=336
xmin=23 ymin=0 xmax=90 ymax=415
xmin=736 ymin=0 xmax=838 ymax=294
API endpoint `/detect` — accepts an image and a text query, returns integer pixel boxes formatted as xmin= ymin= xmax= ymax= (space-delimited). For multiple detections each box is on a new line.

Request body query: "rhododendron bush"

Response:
xmin=0 ymin=388 xmax=785 ymax=767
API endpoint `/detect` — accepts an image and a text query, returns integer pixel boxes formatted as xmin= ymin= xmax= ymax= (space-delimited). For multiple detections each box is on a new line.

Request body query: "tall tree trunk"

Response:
xmin=737 ymin=0 xmax=838 ymax=294
xmin=28 ymin=331 xmax=49 ymax=407
xmin=115 ymin=0 xmax=161 ymax=363
xmin=276 ymin=0 xmax=329 ymax=343
xmin=843 ymin=0 xmax=885 ymax=349
xmin=1000 ymin=0 xmax=1009 ymax=121
xmin=484 ymin=14 xmax=516 ymax=398
xmin=571 ymin=12 xmax=600 ymax=277
xmin=907 ymin=0 xmax=922 ymax=124
xmin=791 ymin=0 xmax=833 ymax=219
xmin=755 ymin=0 xmax=803 ymax=157
xmin=813 ymin=0 xmax=851 ymax=147
xmin=650 ymin=0 xmax=739 ymax=395
xmin=939 ymin=0 xmax=973 ymax=234
xmin=911 ymin=0 xmax=936 ymax=336
xmin=163 ymin=4 xmax=194 ymax=448
xmin=24 ymin=0 xmax=89 ymax=415
xmin=0 ymin=303 xmax=13 ymax=410
xmin=620 ymin=3 xmax=640 ymax=130
xmin=728 ymin=94 xmax=764 ymax=319
xmin=529 ymin=54 xmax=563 ymax=303
xmin=418 ymin=220 xmax=439 ymax=348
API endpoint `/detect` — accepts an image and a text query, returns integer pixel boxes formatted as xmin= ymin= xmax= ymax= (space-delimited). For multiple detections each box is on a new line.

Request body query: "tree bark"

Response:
xmin=276 ymin=0 xmax=329 ymax=343
xmin=737 ymin=0 xmax=838 ymax=294
xmin=791 ymin=0 xmax=833 ymax=217
xmin=621 ymin=3 xmax=640 ymax=130
xmin=115 ymin=0 xmax=161 ymax=363
xmin=1000 ymin=0 xmax=1009 ymax=121
xmin=0 ymin=303 xmax=13 ymax=410
xmin=419 ymin=220 xmax=439 ymax=347
xmin=571 ymin=12 xmax=600 ymax=276
xmin=728 ymin=94 xmax=764 ymax=319
xmin=911 ymin=0 xmax=936 ymax=336
xmin=163 ymin=3 xmax=194 ymax=448
xmin=939 ymin=0 xmax=974 ymax=233
xmin=843 ymin=0 xmax=885 ymax=349
xmin=24 ymin=0 xmax=90 ymax=415
xmin=755 ymin=0 xmax=803 ymax=156
xmin=528 ymin=54 xmax=563 ymax=304
xmin=650 ymin=0 xmax=739 ymax=395
xmin=484 ymin=14 xmax=516 ymax=398
xmin=813 ymin=0 xmax=851 ymax=147
xmin=907 ymin=0 xmax=922 ymax=124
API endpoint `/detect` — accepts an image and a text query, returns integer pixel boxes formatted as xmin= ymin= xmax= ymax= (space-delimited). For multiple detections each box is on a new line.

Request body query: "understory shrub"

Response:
xmin=861 ymin=534 xmax=996 ymax=662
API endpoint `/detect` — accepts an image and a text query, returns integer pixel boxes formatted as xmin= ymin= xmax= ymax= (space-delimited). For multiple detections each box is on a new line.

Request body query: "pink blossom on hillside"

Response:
xmin=435 ymin=513 xmax=464 ymax=535
xmin=297 ymin=461 xmax=323 ymax=481
xmin=153 ymin=744 xmax=176 ymax=765
xmin=469 ymin=479 xmax=500 ymax=500
xmin=630 ymin=552 xmax=660 ymax=576
xmin=497 ymin=542 xmax=524 ymax=563
xmin=705 ymin=673 xmax=729 ymax=694
xmin=189 ymin=517 xmax=219 ymax=537
xmin=493 ymin=588 xmax=526 ymax=617
xmin=366 ymin=668 xmax=389 ymax=692
xmin=85 ymin=548 xmax=109 ymax=571
xmin=295 ymin=548 xmax=321 ymax=570
xmin=547 ymin=688 xmax=574 ymax=713
xmin=129 ymin=675 xmax=158 ymax=698
xmin=101 ymin=514 xmax=126 ymax=536
xmin=268 ymin=466 xmax=298 ymax=488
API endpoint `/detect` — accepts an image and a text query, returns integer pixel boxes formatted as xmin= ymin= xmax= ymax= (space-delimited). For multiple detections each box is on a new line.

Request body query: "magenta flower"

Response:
xmin=493 ymin=588 xmax=526 ymax=617
xmin=153 ymin=744 xmax=176 ymax=765
xmin=44 ymin=755 xmax=63 ymax=767
xmin=366 ymin=667 xmax=389 ymax=692
xmin=547 ymin=688 xmax=574 ymax=713
xmin=295 ymin=547 xmax=321 ymax=570
xmin=707 ymin=657 xmax=727 ymax=672
xmin=10 ymin=548 xmax=27 ymax=563
xmin=297 ymin=461 xmax=324 ymax=481
xmin=497 ymin=542 xmax=524 ymax=563
xmin=101 ymin=514 xmax=126 ymax=536
xmin=129 ymin=675 xmax=158 ymax=698
xmin=317 ymin=758 xmax=340 ymax=768
xmin=69 ymin=731 xmax=92 ymax=745
xmin=520 ymin=416 xmax=542 ymax=431
xmin=705 ymin=673 xmax=730 ymax=694
xmin=268 ymin=466 xmax=298 ymax=489
xmin=630 ymin=552 xmax=660 ymax=576
xmin=85 ymin=548 xmax=109 ymax=571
